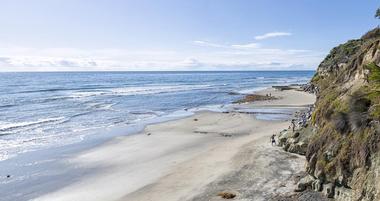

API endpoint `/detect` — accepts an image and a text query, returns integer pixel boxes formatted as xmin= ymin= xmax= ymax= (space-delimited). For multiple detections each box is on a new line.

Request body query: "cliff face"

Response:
xmin=306 ymin=27 xmax=380 ymax=200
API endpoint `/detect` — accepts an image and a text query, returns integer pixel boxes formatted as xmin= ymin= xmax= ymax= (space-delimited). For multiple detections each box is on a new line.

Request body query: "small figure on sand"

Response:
xmin=270 ymin=134 xmax=276 ymax=146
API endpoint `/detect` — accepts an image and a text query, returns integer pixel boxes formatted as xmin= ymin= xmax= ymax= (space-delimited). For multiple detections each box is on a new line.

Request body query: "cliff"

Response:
xmin=281 ymin=27 xmax=380 ymax=200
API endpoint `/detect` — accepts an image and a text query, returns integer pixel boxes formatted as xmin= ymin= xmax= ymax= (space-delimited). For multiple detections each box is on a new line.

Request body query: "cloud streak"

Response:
xmin=0 ymin=42 xmax=324 ymax=71
xmin=254 ymin=32 xmax=292 ymax=40
xmin=231 ymin=43 xmax=260 ymax=49
xmin=193 ymin=41 xmax=260 ymax=50
xmin=192 ymin=40 xmax=225 ymax=48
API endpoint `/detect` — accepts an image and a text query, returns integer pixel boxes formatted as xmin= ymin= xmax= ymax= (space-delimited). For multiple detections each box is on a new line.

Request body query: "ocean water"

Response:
xmin=0 ymin=71 xmax=315 ymax=200
xmin=0 ymin=71 xmax=313 ymax=162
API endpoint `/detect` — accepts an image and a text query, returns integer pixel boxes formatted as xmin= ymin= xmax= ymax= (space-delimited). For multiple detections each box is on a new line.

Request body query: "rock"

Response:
xmin=217 ymin=192 xmax=236 ymax=199
xmin=287 ymin=142 xmax=308 ymax=155
xmin=306 ymin=154 xmax=317 ymax=175
xmin=322 ymin=183 xmax=335 ymax=198
xmin=314 ymin=167 xmax=325 ymax=181
xmin=297 ymin=142 xmax=308 ymax=155
xmin=292 ymin=132 xmax=300 ymax=138
xmin=233 ymin=94 xmax=277 ymax=104
xmin=298 ymin=190 xmax=330 ymax=201
xmin=278 ymin=130 xmax=290 ymax=147
xmin=323 ymin=150 xmax=334 ymax=162
xmin=311 ymin=179 xmax=323 ymax=192
xmin=286 ymin=137 xmax=299 ymax=144
xmin=295 ymin=175 xmax=315 ymax=192
xmin=335 ymin=186 xmax=353 ymax=201
xmin=283 ymin=143 xmax=290 ymax=151
xmin=272 ymin=85 xmax=294 ymax=91
xmin=228 ymin=92 xmax=239 ymax=95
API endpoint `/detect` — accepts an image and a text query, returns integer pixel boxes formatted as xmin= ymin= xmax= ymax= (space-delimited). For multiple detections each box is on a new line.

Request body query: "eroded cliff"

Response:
xmin=306 ymin=27 xmax=380 ymax=200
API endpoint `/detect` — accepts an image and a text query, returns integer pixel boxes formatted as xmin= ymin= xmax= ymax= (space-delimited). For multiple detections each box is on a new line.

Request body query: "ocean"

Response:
xmin=0 ymin=71 xmax=315 ymax=200
xmin=0 ymin=71 xmax=314 ymax=162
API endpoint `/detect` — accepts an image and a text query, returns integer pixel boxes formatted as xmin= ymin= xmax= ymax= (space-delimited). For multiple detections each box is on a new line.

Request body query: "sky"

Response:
xmin=0 ymin=0 xmax=378 ymax=71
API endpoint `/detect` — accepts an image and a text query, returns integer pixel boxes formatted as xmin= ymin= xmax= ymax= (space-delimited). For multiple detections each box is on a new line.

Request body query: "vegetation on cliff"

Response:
xmin=306 ymin=27 xmax=380 ymax=200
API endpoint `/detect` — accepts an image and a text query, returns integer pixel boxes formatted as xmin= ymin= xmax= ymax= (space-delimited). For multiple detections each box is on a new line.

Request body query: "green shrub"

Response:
xmin=366 ymin=62 xmax=380 ymax=83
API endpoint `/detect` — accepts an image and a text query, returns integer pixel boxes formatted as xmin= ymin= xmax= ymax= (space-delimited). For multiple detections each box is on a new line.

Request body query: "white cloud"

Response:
xmin=1 ymin=56 xmax=98 ymax=68
xmin=180 ymin=58 xmax=203 ymax=68
xmin=231 ymin=43 xmax=260 ymax=49
xmin=254 ymin=32 xmax=292 ymax=40
xmin=193 ymin=40 xmax=225 ymax=48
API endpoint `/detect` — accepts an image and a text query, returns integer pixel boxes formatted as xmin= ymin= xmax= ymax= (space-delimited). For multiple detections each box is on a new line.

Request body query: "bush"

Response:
xmin=366 ymin=63 xmax=380 ymax=83
xmin=361 ymin=27 xmax=380 ymax=40
xmin=347 ymin=91 xmax=370 ymax=131
xmin=332 ymin=112 xmax=348 ymax=133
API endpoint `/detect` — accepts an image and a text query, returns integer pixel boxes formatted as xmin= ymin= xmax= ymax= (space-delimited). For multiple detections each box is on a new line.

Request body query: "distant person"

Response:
xmin=291 ymin=119 xmax=296 ymax=132
xmin=270 ymin=134 xmax=276 ymax=146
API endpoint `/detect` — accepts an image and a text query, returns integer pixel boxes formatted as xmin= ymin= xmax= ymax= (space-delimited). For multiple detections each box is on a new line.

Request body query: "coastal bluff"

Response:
xmin=280 ymin=27 xmax=380 ymax=200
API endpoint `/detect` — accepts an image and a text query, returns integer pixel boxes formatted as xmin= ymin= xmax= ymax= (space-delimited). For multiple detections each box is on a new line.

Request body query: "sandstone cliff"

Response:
xmin=282 ymin=27 xmax=380 ymax=200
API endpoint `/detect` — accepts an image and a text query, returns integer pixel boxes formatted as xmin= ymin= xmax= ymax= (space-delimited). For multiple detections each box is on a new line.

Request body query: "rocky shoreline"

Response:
xmin=272 ymin=88 xmax=336 ymax=200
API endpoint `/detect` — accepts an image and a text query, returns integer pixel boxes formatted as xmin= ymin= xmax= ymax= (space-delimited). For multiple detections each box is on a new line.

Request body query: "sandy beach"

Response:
xmin=34 ymin=88 xmax=315 ymax=201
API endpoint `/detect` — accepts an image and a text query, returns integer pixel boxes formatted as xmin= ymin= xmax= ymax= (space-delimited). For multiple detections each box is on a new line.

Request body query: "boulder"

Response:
xmin=278 ymin=130 xmax=291 ymax=146
xmin=312 ymin=179 xmax=323 ymax=192
xmin=292 ymin=131 xmax=300 ymax=138
xmin=314 ymin=167 xmax=325 ymax=181
xmin=306 ymin=154 xmax=317 ymax=175
xmin=322 ymin=183 xmax=335 ymax=198
xmin=217 ymin=192 xmax=236 ymax=199
xmin=295 ymin=175 xmax=315 ymax=192
xmin=335 ymin=186 xmax=353 ymax=201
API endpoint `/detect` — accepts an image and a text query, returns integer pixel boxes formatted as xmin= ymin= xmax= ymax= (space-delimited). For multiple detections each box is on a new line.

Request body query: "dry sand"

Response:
xmin=34 ymin=88 xmax=316 ymax=201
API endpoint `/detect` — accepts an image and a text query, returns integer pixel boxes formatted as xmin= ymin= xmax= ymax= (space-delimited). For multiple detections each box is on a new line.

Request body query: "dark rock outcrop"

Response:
xmin=277 ymin=107 xmax=314 ymax=155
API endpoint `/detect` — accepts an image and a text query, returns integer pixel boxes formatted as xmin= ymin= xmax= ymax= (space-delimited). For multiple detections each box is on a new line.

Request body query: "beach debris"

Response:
xmin=220 ymin=133 xmax=232 ymax=137
xmin=217 ymin=191 xmax=236 ymax=199
xmin=6 ymin=175 xmax=10 ymax=178
xmin=193 ymin=118 xmax=198 ymax=121
xmin=146 ymin=133 xmax=151 ymax=136
xmin=194 ymin=131 xmax=208 ymax=134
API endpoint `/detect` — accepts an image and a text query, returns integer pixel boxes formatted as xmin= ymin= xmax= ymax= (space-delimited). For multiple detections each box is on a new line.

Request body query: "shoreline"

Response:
xmin=31 ymin=87 xmax=316 ymax=201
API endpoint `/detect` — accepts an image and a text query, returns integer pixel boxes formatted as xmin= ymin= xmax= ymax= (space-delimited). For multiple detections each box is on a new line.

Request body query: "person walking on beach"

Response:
xmin=270 ymin=134 xmax=276 ymax=146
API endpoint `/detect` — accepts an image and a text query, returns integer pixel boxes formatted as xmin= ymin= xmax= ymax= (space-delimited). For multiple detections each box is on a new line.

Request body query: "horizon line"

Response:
xmin=0 ymin=69 xmax=316 ymax=73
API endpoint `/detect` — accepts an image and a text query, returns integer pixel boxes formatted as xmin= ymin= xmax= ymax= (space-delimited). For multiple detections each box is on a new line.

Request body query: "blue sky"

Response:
xmin=0 ymin=0 xmax=378 ymax=71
